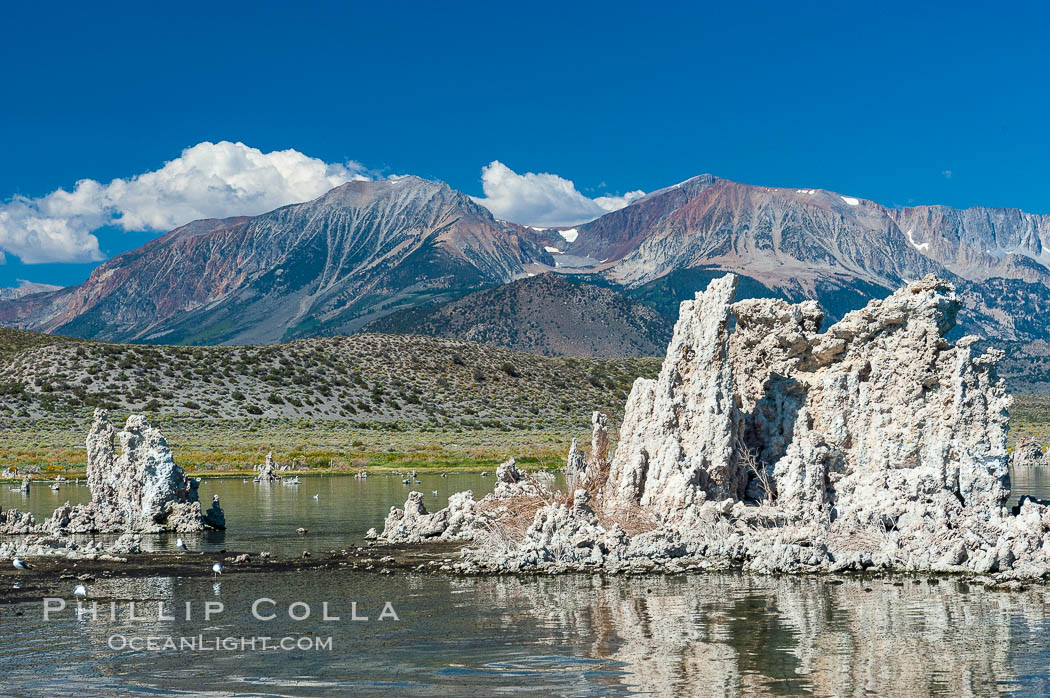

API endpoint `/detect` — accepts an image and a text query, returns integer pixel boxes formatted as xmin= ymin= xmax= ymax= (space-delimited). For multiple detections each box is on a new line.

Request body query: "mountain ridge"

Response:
xmin=3 ymin=172 xmax=1050 ymax=349
xmin=0 ymin=176 xmax=552 ymax=344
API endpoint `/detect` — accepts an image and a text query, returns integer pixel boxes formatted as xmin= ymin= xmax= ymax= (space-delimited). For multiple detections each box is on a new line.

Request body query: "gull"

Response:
xmin=402 ymin=478 xmax=410 ymax=485
xmin=212 ymin=562 xmax=222 ymax=577
xmin=176 ymin=538 xmax=187 ymax=552
xmin=432 ymin=490 xmax=438 ymax=495
xmin=74 ymin=584 xmax=87 ymax=598
xmin=13 ymin=557 xmax=30 ymax=570
xmin=313 ymin=494 xmax=319 ymax=500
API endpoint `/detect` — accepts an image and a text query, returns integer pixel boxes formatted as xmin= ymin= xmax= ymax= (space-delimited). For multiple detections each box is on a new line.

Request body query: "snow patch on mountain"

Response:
xmin=905 ymin=229 xmax=931 ymax=252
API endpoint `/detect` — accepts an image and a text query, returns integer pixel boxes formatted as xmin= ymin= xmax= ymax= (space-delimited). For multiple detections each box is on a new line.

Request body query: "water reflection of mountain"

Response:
xmin=465 ymin=573 xmax=1049 ymax=696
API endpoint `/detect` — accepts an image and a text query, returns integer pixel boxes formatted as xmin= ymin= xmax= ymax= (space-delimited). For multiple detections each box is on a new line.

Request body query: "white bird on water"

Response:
xmin=12 ymin=557 xmax=30 ymax=570
xmin=313 ymin=494 xmax=319 ymax=500
xmin=176 ymin=538 xmax=187 ymax=552
xmin=432 ymin=490 xmax=438 ymax=495
xmin=74 ymin=584 xmax=87 ymax=598
xmin=212 ymin=562 xmax=222 ymax=577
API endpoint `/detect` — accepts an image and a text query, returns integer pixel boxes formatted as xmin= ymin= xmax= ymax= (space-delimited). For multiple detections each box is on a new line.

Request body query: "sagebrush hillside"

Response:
xmin=0 ymin=329 xmax=661 ymax=429
xmin=0 ymin=327 xmax=84 ymax=361
xmin=367 ymin=273 xmax=672 ymax=357
xmin=0 ymin=327 xmax=1045 ymax=474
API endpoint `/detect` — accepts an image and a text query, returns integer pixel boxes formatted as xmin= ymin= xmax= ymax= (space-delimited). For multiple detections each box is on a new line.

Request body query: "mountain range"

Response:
xmin=3 ymin=172 xmax=1050 ymax=355
xmin=0 ymin=178 xmax=549 ymax=344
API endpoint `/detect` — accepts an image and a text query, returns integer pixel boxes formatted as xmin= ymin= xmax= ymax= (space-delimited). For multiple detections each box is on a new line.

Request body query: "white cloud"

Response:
xmin=472 ymin=161 xmax=643 ymax=228
xmin=0 ymin=141 xmax=368 ymax=264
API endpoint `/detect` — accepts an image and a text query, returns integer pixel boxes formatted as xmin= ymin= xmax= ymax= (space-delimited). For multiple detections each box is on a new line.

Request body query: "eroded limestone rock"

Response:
xmin=509 ymin=492 xmax=628 ymax=569
xmin=604 ymin=274 xmax=745 ymax=516
xmin=566 ymin=438 xmax=584 ymax=480
xmin=0 ymin=535 xmax=107 ymax=561
xmin=381 ymin=491 xmax=482 ymax=544
xmin=0 ymin=505 xmax=36 ymax=534
xmin=492 ymin=457 xmax=546 ymax=499
xmin=42 ymin=410 xmax=223 ymax=534
xmin=568 ymin=412 xmax=612 ymax=493
xmin=255 ymin=453 xmax=282 ymax=482
xmin=380 ymin=454 xmax=565 ymax=544
xmin=110 ymin=533 xmax=143 ymax=555
xmin=403 ymin=273 xmax=1050 ymax=579
xmin=1013 ymin=438 xmax=1048 ymax=468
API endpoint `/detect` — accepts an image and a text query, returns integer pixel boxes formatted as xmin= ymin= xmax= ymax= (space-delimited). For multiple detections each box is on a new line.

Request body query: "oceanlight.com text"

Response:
xmin=107 ymin=634 xmax=334 ymax=652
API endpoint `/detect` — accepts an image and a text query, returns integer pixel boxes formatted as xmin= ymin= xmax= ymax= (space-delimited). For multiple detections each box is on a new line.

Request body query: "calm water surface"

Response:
xmin=1 ymin=472 xmax=504 ymax=555
xmin=1 ymin=469 xmax=1050 ymax=696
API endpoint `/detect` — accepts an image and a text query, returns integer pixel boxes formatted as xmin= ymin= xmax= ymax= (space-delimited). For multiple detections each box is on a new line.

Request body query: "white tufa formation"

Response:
xmin=604 ymin=274 xmax=744 ymax=515
xmin=391 ymin=274 xmax=1050 ymax=578
xmin=255 ymin=452 xmax=282 ymax=482
xmin=42 ymin=410 xmax=224 ymax=534
xmin=378 ymin=457 xmax=553 ymax=544
xmin=1012 ymin=438 xmax=1049 ymax=468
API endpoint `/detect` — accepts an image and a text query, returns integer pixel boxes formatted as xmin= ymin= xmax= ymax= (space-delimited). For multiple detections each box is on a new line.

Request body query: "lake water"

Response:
xmin=1 ymin=472 xmax=506 ymax=556
xmin=2 ymin=469 xmax=1050 ymax=696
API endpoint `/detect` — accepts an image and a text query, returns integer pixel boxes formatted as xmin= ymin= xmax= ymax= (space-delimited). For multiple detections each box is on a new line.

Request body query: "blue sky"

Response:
xmin=2 ymin=1 xmax=1049 ymax=287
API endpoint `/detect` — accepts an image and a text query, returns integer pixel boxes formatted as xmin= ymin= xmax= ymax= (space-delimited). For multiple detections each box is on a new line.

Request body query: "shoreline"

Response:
xmin=0 ymin=420 xmax=583 ymax=476
xmin=0 ymin=543 xmax=1037 ymax=607
xmin=0 ymin=465 xmax=562 ymax=483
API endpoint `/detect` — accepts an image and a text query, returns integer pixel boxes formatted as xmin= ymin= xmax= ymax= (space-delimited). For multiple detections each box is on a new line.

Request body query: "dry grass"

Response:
xmin=736 ymin=436 xmax=776 ymax=502
xmin=597 ymin=500 xmax=659 ymax=536
xmin=473 ymin=459 xmax=660 ymax=550
xmin=826 ymin=530 xmax=883 ymax=553
xmin=471 ymin=470 xmax=575 ymax=549
xmin=0 ymin=418 xmax=583 ymax=476
xmin=476 ymin=494 xmax=551 ymax=547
